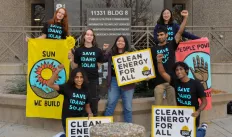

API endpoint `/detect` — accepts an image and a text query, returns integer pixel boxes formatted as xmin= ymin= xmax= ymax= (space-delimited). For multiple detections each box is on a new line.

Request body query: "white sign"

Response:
xmin=66 ymin=117 xmax=113 ymax=137
xmin=152 ymin=106 xmax=196 ymax=137
xmin=112 ymin=49 xmax=155 ymax=86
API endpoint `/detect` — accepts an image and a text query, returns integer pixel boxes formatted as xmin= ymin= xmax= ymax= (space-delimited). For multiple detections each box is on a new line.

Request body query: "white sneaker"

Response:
xmin=53 ymin=132 xmax=65 ymax=137
xmin=201 ymin=123 xmax=208 ymax=130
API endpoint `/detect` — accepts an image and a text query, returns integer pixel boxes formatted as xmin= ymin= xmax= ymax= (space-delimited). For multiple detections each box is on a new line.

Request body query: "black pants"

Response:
xmin=62 ymin=118 xmax=66 ymax=133
xmin=61 ymin=114 xmax=85 ymax=133
xmin=88 ymin=79 xmax=99 ymax=116
xmin=196 ymin=115 xmax=201 ymax=127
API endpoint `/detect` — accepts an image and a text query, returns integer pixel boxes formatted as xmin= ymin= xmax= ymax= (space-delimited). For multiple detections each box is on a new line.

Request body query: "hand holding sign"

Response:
xmin=68 ymin=49 xmax=74 ymax=62
xmin=25 ymin=36 xmax=30 ymax=42
xmin=54 ymin=64 xmax=65 ymax=80
xmin=88 ymin=113 xmax=93 ymax=120
xmin=190 ymin=55 xmax=208 ymax=90
xmin=145 ymin=77 xmax=150 ymax=81
xmin=191 ymin=110 xmax=200 ymax=117
xmin=57 ymin=64 xmax=65 ymax=72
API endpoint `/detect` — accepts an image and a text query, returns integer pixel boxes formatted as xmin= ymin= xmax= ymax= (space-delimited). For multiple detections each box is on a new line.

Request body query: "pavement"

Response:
xmin=0 ymin=115 xmax=231 ymax=137
xmin=206 ymin=115 xmax=232 ymax=137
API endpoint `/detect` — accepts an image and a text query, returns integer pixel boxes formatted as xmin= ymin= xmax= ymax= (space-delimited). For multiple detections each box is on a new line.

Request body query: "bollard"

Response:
xmin=90 ymin=122 xmax=146 ymax=137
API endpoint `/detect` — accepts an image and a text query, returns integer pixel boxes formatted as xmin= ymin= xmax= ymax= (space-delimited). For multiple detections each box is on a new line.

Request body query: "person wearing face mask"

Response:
xmin=103 ymin=35 xmax=136 ymax=123
xmin=26 ymin=8 xmax=69 ymax=41
xmin=153 ymin=8 xmax=200 ymax=45
xmin=69 ymin=28 xmax=109 ymax=117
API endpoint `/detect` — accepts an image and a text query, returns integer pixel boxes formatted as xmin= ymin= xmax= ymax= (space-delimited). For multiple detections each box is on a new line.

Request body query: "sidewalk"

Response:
xmin=0 ymin=115 xmax=231 ymax=137
xmin=0 ymin=123 xmax=57 ymax=137
xmin=206 ymin=115 xmax=232 ymax=137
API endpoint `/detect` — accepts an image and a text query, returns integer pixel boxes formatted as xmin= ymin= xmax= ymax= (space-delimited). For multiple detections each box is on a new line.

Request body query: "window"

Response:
xmin=172 ymin=3 xmax=185 ymax=25
xmin=31 ymin=4 xmax=45 ymax=26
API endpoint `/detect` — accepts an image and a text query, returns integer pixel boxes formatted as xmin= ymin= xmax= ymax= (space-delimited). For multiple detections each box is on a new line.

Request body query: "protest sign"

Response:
xmin=176 ymin=37 xmax=212 ymax=110
xmin=152 ymin=106 xmax=195 ymax=137
xmin=112 ymin=49 xmax=155 ymax=86
xmin=26 ymin=38 xmax=73 ymax=119
xmin=66 ymin=116 xmax=113 ymax=137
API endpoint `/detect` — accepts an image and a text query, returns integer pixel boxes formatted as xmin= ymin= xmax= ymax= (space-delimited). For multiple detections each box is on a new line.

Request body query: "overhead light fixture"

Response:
xmin=34 ymin=19 xmax=41 ymax=21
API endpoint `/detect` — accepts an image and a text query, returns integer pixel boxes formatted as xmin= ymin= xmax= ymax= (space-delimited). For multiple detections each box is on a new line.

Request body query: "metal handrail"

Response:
xmin=0 ymin=26 xmax=232 ymax=63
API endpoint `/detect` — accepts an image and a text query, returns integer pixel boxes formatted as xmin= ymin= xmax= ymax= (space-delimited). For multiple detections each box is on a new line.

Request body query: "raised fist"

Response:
xmin=156 ymin=54 xmax=163 ymax=63
xmin=68 ymin=49 xmax=74 ymax=62
xmin=181 ymin=10 xmax=188 ymax=18
xmin=57 ymin=64 xmax=64 ymax=72
xmin=103 ymin=43 xmax=110 ymax=50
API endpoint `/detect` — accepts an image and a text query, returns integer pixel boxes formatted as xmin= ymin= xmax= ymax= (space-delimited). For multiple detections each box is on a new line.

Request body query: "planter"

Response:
xmin=0 ymin=93 xmax=230 ymax=131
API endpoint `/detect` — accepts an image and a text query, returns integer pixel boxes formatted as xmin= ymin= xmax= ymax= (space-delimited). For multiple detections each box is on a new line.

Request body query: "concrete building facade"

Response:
xmin=0 ymin=0 xmax=232 ymax=93
xmin=1 ymin=0 xmax=232 ymax=27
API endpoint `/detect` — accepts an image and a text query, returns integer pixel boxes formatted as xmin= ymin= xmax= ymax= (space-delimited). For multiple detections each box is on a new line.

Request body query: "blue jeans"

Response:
xmin=104 ymin=77 xmax=134 ymax=123
xmin=197 ymin=127 xmax=206 ymax=137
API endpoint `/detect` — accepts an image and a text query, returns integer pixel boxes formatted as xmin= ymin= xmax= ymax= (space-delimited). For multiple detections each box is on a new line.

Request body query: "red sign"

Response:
xmin=176 ymin=38 xmax=212 ymax=110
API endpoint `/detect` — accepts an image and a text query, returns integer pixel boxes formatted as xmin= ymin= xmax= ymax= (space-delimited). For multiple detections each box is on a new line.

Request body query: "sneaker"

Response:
xmin=200 ymin=123 xmax=208 ymax=129
xmin=53 ymin=132 xmax=65 ymax=137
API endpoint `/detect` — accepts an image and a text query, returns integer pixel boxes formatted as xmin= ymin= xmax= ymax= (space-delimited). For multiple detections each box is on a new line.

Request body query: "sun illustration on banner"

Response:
xmin=35 ymin=62 xmax=60 ymax=85
xmin=29 ymin=59 xmax=66 ymax=99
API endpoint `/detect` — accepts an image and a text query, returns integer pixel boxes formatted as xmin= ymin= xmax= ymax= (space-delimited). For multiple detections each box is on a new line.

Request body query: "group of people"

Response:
xmin=27 ymin=7 xmax=208 ymax=137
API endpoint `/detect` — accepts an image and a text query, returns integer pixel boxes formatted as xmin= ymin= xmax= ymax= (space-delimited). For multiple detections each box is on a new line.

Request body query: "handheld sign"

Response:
xmin=66 ymin=116 xmax=113 ymax=137
xmin=26 ymin=39 xmax=73 ymax=119
xmin=112 ymin=49 xmax=155 ymax=86
xmin=175 ymin=37 xmax=212 ymax=110
xmin=151 ymin=106 xmax=196 ymax=137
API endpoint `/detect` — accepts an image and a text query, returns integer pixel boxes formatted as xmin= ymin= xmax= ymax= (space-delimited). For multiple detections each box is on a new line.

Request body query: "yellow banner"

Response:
xmin=26 ymin=38 xmax=73 ymax=119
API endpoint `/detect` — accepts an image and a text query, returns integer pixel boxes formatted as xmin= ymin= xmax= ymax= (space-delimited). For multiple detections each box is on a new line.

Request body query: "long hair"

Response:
xmin=79 ymin=28 xmax=98 ymax=47
xmin=67 ymin=68 xmax=89 ymax=89
xmin=111 ymin=35 xmax=130 ymax=56
xmin=48 ymin=8 xmax=69 ymax=35
xmin=157 ymin=8 xmax=174 ymax=25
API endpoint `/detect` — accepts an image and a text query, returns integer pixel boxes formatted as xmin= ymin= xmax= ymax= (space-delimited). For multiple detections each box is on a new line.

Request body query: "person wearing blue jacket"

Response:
xmin=153 ymin=8 xmax=200 ymax=44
